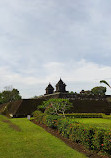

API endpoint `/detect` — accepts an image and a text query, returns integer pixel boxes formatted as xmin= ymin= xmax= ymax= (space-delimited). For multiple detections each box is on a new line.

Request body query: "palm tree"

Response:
xmin=100 ymin=80 xmax=111 ymax=88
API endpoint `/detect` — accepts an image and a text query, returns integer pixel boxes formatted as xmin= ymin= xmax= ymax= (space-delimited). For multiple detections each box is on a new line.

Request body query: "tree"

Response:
xmin=69 ymin=91 xmax=74 ymax=94
xmin=0 ymin=88 xmax=22 ymax=104
xmin=100 ymin=80 xmax=111 ymax=88
xmin=38 ymin=98 xmax=72 ymax=117
xmin=91 ymin=86 xmax=106 ymax=95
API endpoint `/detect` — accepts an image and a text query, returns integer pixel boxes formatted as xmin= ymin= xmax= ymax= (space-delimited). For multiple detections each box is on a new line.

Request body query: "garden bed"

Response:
xmin=32 ymin=119 xmax=110 ymax=158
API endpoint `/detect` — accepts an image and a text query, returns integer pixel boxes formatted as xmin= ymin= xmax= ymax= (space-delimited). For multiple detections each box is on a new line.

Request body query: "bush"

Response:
xmin=103 ymin=130 xmax=111 ymax=154
xmin=32 ymin=110 xmax=44 ymax=124
xmin=64 ymin=113 xmax=104 ymax=118
xmin=92 ymin=129 xmax=105 ymax=151
xmin=33 ymin=111 xmax=111 ymax=155
xmin=59 ymin=120 xmax=95 ymax=149
xmin=57 ymin=118 xmax=71 ymax=138
xmin=45 ymin=115 xmax=61 ymax=129
xmin=38 ymin=98 xmax=72 ymax=116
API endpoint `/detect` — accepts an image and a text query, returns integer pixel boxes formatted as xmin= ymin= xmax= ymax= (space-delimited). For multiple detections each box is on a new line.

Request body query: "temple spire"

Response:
xmin=55 ymin=78 xmax=67 ymax=93
xmin=45 ymin=83 xmax=54 ymax=95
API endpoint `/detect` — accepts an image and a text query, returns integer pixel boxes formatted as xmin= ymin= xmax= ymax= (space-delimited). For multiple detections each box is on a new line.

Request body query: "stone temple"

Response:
xmin=0 ymin=78 xmax=111 ymax=117
xmin=45 ymin=78 xmax=68 ymax=94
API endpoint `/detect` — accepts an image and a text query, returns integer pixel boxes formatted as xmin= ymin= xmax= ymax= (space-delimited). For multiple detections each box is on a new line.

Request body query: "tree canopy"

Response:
xmin=100 ymin=80 xmax=111 ymax=88
xmin=91 ymin=86 xmax=106 ymax=95
xmin=0 ymin=88 xmax=22 ymax=104
xmin=38 ymin=98 xmax=72 ymax=117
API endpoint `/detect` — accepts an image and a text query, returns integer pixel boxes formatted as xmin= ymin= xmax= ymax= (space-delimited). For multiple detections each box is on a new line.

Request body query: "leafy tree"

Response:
xmin=69 ymin=91 xmax=74 ymax=94
xmin=31 ymin=95 xmax=38 ymax=99
xmin=31 ymin=95 xmax=44 ymax=99
xmin=0 ymin=88 xmax=22 ymax=104
xmin=0 ymin=93 xmax=3 ymax=104
xmin=100 ymin=80 xmax=111 ymax=88
xmin=38 ymin=98 xmax=72 ymax=117
xmin=91 ymin=86 xmax=106 ymax=95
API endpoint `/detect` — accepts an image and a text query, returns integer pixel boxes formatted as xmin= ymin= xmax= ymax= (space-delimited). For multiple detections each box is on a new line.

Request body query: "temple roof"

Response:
xmin=45 ymin=83 xmax=54 ymax=90
xmin=56 ymin=78 xmax=66 ymax=86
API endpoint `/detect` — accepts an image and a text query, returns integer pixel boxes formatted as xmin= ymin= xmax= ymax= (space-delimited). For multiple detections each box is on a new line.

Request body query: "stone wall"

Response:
xmin=68 ymin=99 xmax=111 ymax=114
xmin=0 ymin=93 xmax=111 ymax=117
xmin=40 ymin=92 xmax=110 ymax=100
xmin=38 ymin=93 xmax=111 ymax=114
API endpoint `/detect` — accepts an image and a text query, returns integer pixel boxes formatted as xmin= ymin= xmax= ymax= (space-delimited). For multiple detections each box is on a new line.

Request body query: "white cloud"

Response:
xmin=0 ymin=0 xmax=111 ymax=97
xmin=0 ymin=59 xmax=111 ymax=98
xmin=43 ymin=60 xmax=111 ymax=82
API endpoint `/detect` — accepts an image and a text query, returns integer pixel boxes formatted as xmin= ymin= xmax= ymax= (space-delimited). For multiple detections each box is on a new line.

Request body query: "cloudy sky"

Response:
xmin=0 ymin=0 xmax=111 ymax=98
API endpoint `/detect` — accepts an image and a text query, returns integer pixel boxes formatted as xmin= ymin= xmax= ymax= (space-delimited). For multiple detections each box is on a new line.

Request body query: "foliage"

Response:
xmin=100 ymin=80 xmax=111 ymax=88
xmin=31 ymin=95 xmax=44 ymax=99
xmin=45 ymin=115 xmax=61 ymax=128
xmin=0 ymin=88 xmax=21 ymax=104
xmin=32 ymin=110 xmax=45 ymax=124
xmin=92 ymin=129 xmax=105 ymax=151
xmin=103 ymin=130 xmax=111 ymax=154
xmin=38 ymin=98 xmax=72 ymax=116
xmin=0 ymin=93 xmax=3 ymax=104
xmin=33 ymin=112 xmax=111 ymax=155
xmin=91 ymin=86 xmax=106 ymax=95
xmin=31 ymin=95 xmax=38 ymax=99
xmin=63 ymin=113 xmax=104 ymax=118
xmin=69 ymin=91 xmax=75 ymax=94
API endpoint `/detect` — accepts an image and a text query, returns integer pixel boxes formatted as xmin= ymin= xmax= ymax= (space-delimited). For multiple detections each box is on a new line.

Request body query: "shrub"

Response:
xmin=103 ymin=130 xmax=111 ymax=154
xmin=38 ymin=98 xmax=72 ymax=116
xmin=64 ymin=113 xmax=104 ymax=118
xmin=45 ymin=115 xmax=61 ymax=129
xmin=57 ymin=118 xmax=71 ymax=138
xmin=32 ymin=110 xmax=44 ymax=124
xmin=33 ymin=111 xmax=111 ymax=155
xmin=92 ymin=129 xmax=105 ymax=151
xmin=69 ymin=124 xmax=92 ymax=147
xmin=68 ymin=122 xmax=83 ymax=143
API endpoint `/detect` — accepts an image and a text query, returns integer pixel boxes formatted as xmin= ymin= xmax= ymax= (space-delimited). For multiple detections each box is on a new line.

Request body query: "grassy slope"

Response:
xmin=0 ymin=115 xmax=87 ymax=158
xmin=73 ymin=118 xmax=111 ymax=129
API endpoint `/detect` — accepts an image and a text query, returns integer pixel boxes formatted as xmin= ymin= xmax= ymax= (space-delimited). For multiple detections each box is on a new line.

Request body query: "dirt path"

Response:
xmin=2 ymin=119 xmax=21 ymax=131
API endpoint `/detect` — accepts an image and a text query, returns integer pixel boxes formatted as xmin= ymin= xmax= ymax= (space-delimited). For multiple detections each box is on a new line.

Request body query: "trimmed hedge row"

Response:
xmin=63 ymin=113 xmax=104 ymax=118
xmin=33 ymin=111 xmax=111 ymax=155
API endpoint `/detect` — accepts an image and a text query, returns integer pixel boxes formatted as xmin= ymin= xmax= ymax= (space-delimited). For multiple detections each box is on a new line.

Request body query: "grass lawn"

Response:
xmin=0 ymin=115 xmax=87 ymax=158
xmin=73 ymin=118 xmax=111 ymax=129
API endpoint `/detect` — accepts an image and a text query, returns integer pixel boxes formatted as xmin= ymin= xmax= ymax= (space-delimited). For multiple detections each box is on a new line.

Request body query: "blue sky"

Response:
xmin=0 ymin=0 xmax=111 ymax=98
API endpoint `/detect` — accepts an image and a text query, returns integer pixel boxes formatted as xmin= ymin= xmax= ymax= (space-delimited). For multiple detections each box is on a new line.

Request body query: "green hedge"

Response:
xmin=33 ymin=111 xmax=111 ymax=155
xmin=33 ymin=110 xmax=45 ymax=124
xmin=63 ymin=113 xmax=104 ymax=118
